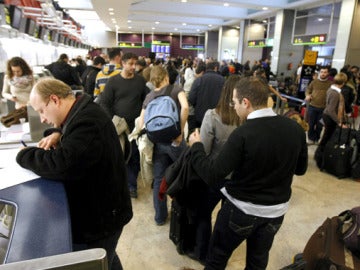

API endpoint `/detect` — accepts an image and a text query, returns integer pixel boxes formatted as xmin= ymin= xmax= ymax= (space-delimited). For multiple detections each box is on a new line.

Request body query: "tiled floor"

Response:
xmin=116 ymin=144 xmax=359 ymax=270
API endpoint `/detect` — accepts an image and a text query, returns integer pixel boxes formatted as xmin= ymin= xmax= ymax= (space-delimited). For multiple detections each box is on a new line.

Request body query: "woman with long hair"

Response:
xmin=2 ymin=57 xmax=34 ymax=109
xmin=186 ymin=74 xmax=242 ymax=264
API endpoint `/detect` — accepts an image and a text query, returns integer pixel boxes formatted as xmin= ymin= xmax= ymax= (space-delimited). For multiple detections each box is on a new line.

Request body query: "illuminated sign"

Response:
xmin=293 ymin=34 xmax=327 ymax=45
xmin=247 ymin=38 xmax=273 ymax=48
xmin=181 ymin=44 xmax=204 ymax=50
xmin=118 ymin=42 xmax=143 ymax=48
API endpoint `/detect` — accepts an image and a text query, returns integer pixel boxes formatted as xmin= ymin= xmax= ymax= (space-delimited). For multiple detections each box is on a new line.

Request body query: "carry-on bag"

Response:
xmin=302 ymin=216 xmax=360 ymax=270
xmin=322 ymin=127 xmax=356 ymax=179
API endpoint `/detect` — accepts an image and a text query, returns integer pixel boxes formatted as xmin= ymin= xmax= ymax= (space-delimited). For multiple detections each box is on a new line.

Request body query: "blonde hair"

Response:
xmin=33 ymin=78 xmax=73 ymax=101
xmin=150 ymin=65 xmax=168 ymax=88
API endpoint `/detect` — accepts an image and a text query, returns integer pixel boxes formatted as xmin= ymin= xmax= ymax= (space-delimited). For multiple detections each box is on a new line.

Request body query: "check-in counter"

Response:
xmin=0 ymin=178 xmax=72 ymax=264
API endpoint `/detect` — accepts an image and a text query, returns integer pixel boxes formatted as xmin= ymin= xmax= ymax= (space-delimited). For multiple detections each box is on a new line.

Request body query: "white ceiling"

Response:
xmin=55 ymin=0 xmax=337 ymax=36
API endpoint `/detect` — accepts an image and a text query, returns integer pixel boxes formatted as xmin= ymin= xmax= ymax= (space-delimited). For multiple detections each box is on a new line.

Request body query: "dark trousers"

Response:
xmin=127 ymin=140 xmax=140 ymax=192
xmin=307 ymin=105 xmax=324 ymax=142
xmin=73 ymin=228 xmax=124 ymax=270
xmin=193 ymin=182 xmax=226 ymax=261
xmin=319 ymin=113 xmax=337 ymax=149
xmin=205 ymin=200 xmax=284 ymax=270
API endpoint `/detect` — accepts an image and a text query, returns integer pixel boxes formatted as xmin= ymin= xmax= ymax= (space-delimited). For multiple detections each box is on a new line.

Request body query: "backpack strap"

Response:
xmin=164 ymin=84 xmax=175 ymax=97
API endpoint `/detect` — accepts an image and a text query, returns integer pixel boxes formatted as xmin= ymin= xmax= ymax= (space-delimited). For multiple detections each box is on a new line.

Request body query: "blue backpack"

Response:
xmin=145 ymin=85 xmax=181 ymax=143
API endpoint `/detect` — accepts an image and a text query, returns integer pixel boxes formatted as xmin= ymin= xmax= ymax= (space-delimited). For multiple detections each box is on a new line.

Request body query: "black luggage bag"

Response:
xmin=322 ymin=127 xmax=357 ymax=179
xmin=302 ymin=216 xmax=360 ymax=270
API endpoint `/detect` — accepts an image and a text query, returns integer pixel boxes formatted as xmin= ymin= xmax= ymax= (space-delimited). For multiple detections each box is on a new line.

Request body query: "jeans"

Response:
xmin=152 ymin=140 xmax=186 ymax=224
xmin=307 ymin=105 xmax=324 ymax=142
xmin=205 ymin=200 xmax=284 ymax=270
xmin=73 ymin=228 xmax=124 ymax=270
xmin=127 ymin=140 xmax=140 ymax=192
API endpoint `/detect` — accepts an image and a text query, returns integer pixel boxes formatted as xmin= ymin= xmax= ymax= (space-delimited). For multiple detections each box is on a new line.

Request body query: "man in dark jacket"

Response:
xmin=189 ymin=76 xmax=308 ymax=270
xmin=188 ymin=61 xmax=225 ymax=128
xmin=81 ymin=56 xmax=106 ymax=99
xmin=16 ymin=78 xmax=132 ymax=270
xmin=45 ymin=54 xmax=82 ymax=87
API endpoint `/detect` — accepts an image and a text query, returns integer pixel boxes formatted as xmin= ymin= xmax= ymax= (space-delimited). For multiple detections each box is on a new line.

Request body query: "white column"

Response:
xmin=332 ymin=0 xmax=356 ymax=71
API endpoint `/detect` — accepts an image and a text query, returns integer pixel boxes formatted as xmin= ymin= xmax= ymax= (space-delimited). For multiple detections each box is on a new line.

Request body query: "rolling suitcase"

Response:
xmin=322 ymin=127 xmax=356 ymax=179
xmin=302 ymin=216 xmax=360 ymax=270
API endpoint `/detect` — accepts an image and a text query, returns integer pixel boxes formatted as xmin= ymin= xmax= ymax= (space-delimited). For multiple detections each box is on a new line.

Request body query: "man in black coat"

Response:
xmin=45 ymin=53 xmax=82 ymax=88
xmin=81 ymin=56 xmax=106 ymax=99
xmin=16 ymin=78 xmax=132 ymax=270
xmin=188 ymin=61 xmax=225 ymax=128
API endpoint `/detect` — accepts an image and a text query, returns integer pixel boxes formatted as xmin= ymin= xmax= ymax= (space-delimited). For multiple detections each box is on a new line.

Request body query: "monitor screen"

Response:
xmin=25 ymin=19 xmax=35 ymax=36
xmin=9 ymin=5 xmax=21 ymax=30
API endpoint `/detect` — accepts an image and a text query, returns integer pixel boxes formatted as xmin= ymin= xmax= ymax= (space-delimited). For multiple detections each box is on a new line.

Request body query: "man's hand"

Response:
xmin=38 ymin=132 xmax=61 ymax=150
xmin=188 ymin=128 xmax=201 ymax=146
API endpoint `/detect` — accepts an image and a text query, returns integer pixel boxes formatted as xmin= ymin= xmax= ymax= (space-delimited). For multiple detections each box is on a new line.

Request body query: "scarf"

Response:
xmin=9 ymin=75 xmax=33 ymax=89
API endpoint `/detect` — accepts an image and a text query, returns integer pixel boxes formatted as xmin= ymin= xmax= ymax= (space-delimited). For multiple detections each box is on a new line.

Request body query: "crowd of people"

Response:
xmin=1 ymin=50 xmax=359 ymax=270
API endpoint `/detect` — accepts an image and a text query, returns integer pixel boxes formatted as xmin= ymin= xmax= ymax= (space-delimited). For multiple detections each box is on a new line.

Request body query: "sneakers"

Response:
xmin=129 ymin=190 xmax=138 ymax=198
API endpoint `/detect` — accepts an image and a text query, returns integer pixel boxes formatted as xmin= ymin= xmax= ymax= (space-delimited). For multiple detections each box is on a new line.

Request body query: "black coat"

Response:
xmin=17 ymin=94 xmax=133 ymax=243
xmin=45 ymin=61 xmax=82 ymax=87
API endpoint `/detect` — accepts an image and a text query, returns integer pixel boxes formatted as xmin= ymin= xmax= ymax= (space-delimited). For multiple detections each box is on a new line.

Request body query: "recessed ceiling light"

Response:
xmin=197 ymin=29 xmax=200 ymax=32
xmin=174 ymin=28 xmax=178 ymax=31
xmin=108 ymin=8 xmax=114 ymax=11
xmin=127 ymin=20 xmax=132 ymax=23
xmin=208 ymin=24 xmax=212 ymax=27
xmin=318 ymin=18 xmax=323 ymax=21
xmin=128 ymin=26 xmax=132 ymax=29
xmin=224 ymin=3 xmax=229 ymax=7
xmin=152 ymin=27 xmax=155 ymax=30
xmin=155 ymin=21 xmax=160 ymax=24
xmin=182 ymin=23 xmax=187 ymax=26
xmin=262 ymin=7 xmax=268 ymax=10
xmin=109 ymin=12 xmax=114 ymax=15
xmin=170 ymin=33 xmax=173 ymax=35
xmin=181 ymin=0 xmax=187 ymax=2
xmin=263 ymin=20 xmax=267 ymax=23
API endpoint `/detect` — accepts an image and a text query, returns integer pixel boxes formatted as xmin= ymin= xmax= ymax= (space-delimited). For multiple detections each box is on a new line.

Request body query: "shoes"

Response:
xmin=156 ymin=221 xmax=166 ymax=226
xmin=129 ymin=190 xmax=138 ymax=198
xmin=185 ymin=251 xmax=206 ymax=266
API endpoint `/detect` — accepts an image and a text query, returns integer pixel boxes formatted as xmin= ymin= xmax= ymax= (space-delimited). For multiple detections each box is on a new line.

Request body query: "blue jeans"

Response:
xmin=73 ymin=228 xmax=124 ymax=270
xmin=153 ymin=140 xmax=186 ymax=224
xmin=307 ymin=105 xmax=324 ymax=142
xmin=127 ymin=140 xmax=140 ymax=192
xmin=205 ymin=200 xmax=284 ymax=270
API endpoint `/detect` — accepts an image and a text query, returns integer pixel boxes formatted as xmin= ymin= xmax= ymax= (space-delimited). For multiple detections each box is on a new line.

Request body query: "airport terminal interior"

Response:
xmin=0 ymin=0 xmax=360 ymax=269
xmin=116 ymin=143 xmax=360 ymax=270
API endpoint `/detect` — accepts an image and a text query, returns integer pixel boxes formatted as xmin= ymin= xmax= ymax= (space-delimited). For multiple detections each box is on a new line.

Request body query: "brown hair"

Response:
xmin=216 ymin=75 xmax=242 ymax=126
xmin=333 ymin=72 xmax=347 ymax=85
xmin=234 ymin=77 xmax=269 ymax=109
xmin=150 ymin=65 xmax=168 ymax=88
xmin=7 ymin=57 xmax=33 ymax=78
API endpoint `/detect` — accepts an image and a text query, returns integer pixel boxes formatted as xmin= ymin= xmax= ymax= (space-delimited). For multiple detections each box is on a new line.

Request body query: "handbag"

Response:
xmin=0 ymin=107 xmax=28 ymax=128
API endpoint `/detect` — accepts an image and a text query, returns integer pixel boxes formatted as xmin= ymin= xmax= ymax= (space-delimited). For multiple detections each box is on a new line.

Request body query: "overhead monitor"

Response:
xmin=9 ymin=5 xmax=21 ymax=30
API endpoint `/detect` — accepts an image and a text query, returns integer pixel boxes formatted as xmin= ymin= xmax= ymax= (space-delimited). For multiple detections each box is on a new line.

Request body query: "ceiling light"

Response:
xmin=318 ymin=18 xmax=323 ymax=21
xmin=152 ymin=27 xmax=155 ymax=30
xmin=182 ymin=23 xmax=187 ymax=26
xmin=224 ymin=3 xmax=229 ymax=7
xmin=262 ymin=7 xmax=268 ymax=10
xmin=263 ymin=20 xmax=267 ymax=23
xmin=170 ymin=33 xmax=173 ymax=35
xmin=108 ymin=8 xmax=114 ymax=11
xmin=109 ymin=12 xmax=114 ymax=15
xmin=155 ymin=21 xmax=160 ymax=24
xmin=181 ymin=0 xmax=187 ymax=2
xmin=128 ymin=26 xmax=132 ymax=29
xmin=197 ymin=29 xmax=200 ymax=32
xmin=208 ymin=24 xmax=212 ymax=27
xmin=127 ymin=20 xmax=132 ymax=23
xmin=174 ymin=28 xmax=178 ymax=31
